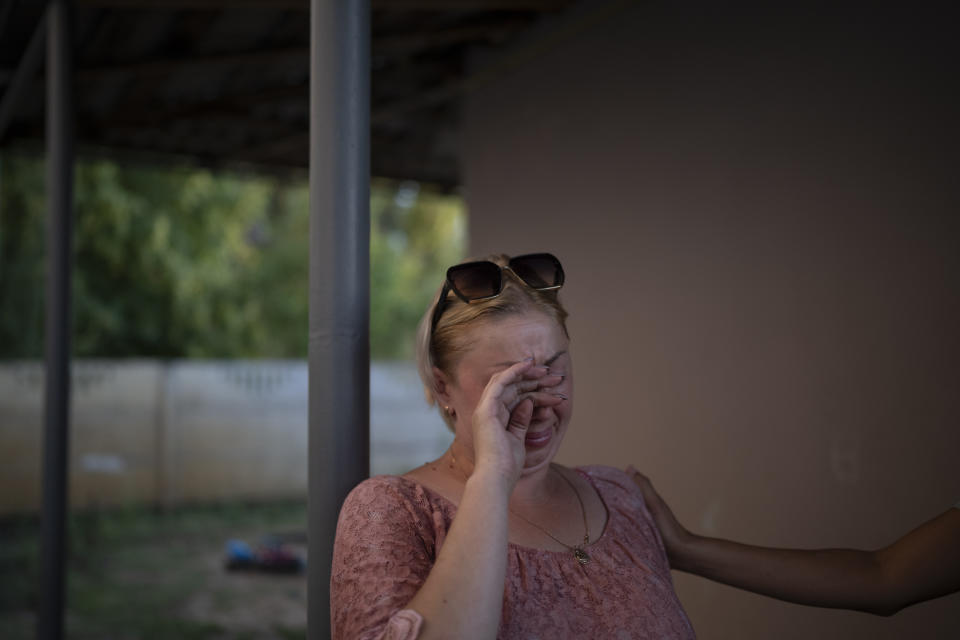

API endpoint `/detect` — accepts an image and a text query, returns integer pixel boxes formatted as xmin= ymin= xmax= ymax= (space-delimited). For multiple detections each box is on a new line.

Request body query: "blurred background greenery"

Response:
xmin=0 ymin=150 xmax=466 ymax=361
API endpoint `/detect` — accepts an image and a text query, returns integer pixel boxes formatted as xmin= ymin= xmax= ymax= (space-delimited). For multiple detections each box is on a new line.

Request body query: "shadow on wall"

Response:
xmin=0 ymin=360 xmax=450 ymax=515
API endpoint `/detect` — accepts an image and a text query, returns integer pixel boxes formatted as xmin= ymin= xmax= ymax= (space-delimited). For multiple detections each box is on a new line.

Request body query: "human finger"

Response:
xmin=496 ymin=376 xmax=563 ymax=409
xmin=626 ymin=467 xmax=662 ymax=511
xmin=506 ymin=397 xmax=535 ymax=437
xmin=514 ymin=374 xmax=564 ymax=394
xmin=474 ymin=360 xmax=538 ymax=421
xmin=510 ymin=389 xmax=566 ymax=412
xmin=625 ymin=466 xmax=688 ymax=550
xmin=517 ymin=363 xmax=551 ymax=378
xmin=482 ymin=359 xmax=548 ymax=401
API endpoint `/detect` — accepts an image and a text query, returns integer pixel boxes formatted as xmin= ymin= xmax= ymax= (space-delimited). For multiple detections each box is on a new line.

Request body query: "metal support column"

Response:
xmin=307 ymin=1 xmax=370 ymax=638
xmin=38 ymin=1 xmax=74 ymax=639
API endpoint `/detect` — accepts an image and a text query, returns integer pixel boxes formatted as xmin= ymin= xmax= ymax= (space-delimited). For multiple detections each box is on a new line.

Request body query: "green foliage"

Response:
xmin=0 ymin=154 xmax=45 ymax=355
xmin=370 ymin=178 xmax=466 ymax=359
xmin=0 ymin=152 xmax=464 ymax=359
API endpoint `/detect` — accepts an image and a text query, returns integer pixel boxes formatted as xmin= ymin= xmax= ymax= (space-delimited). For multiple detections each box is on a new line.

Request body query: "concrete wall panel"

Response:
xmin=0 ymin=360 xmax=449 ymax=514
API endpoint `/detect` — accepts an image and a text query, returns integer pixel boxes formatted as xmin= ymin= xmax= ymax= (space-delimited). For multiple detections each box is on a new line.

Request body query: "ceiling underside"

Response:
xmin=0 ymin=0 xmax=575 ymax=188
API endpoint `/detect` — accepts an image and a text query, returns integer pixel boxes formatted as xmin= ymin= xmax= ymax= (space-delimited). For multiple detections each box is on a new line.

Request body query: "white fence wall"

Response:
xmin=0 ymin=360 xmax=451 ymax=515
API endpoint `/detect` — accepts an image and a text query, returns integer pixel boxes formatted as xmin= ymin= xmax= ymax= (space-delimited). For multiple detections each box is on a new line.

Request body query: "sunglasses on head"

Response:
xmin=430 ymin=253 xmax=565 ymax=334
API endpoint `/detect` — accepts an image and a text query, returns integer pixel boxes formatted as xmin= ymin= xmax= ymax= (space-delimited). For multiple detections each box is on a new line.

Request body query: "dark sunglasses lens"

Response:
xmin=448 ymin=261 xmax=502 ymax=299
xmin=510 ymin=254 xmax=563 ymax=289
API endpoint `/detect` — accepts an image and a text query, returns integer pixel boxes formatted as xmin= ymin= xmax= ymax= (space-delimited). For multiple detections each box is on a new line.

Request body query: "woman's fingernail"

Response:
xmin=523 ymin=356 xmax=535 ymax=363
xmin=553 ymin=393 xmax=568 ymax=400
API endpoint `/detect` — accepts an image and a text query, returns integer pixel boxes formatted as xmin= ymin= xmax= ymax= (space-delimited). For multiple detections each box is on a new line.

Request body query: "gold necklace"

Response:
xmin=448 ymin=451 xmax=592 ymax=566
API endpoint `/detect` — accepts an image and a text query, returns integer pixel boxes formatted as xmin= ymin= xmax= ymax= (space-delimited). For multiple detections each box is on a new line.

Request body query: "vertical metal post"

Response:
xmin=308 ymin=0 xmax=369 ymax=638
xmin=38 ymin=1 xmax=74 ymax=639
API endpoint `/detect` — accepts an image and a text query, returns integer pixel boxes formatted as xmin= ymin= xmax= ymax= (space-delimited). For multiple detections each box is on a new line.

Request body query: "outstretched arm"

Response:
xmin=627 ymin=467 xmax=960 ymax=616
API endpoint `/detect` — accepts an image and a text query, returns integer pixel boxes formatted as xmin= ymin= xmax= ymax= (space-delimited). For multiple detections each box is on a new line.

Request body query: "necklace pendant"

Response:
xmin=573 ymin=546 xmax=591 ymax=565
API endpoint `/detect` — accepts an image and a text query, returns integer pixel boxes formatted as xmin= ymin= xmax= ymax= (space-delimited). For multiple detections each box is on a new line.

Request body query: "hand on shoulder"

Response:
xmin=625 ymin=466 xmax=691 ymax=556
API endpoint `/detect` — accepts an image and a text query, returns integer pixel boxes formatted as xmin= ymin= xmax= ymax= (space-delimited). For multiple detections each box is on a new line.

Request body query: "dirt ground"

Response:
xmin=179 ymin=535 xmax=308 ymax=637
xmin=0 ymin=506 xmax=309 ymax=640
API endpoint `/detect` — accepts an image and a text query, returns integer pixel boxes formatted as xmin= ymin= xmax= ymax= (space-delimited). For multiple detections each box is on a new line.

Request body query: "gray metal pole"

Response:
xmin=308 ymin=0 xmax=369 ymax=638
xmin=38 ymin=1 xmax=73 ymax=639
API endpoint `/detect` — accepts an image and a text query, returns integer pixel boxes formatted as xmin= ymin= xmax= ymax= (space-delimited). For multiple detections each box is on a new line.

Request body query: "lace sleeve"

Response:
xmin=330 ymin=477 xmax=439 ymax=640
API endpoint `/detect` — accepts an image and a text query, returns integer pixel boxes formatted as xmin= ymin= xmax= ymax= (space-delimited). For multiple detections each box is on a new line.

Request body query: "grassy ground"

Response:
xmin=0 ymin=501 xmax=307 ymax=639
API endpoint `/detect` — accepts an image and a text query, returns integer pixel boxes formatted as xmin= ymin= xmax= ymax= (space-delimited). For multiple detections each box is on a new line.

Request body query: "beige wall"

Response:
xmin=464 ymin=2 xmax=959 ymax=638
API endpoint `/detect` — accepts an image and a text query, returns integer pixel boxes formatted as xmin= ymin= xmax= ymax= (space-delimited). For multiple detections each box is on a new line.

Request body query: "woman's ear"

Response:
xmin=432 ymin=366 xmax=452 ymax=406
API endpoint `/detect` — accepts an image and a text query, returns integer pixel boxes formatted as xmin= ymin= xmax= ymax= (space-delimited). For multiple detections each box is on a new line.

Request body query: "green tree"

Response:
xmin=0 ymin=153 xmax=46 ymax=357
xmin=0 ymin=152 xmax=464 ymax=360
xmin=370 ymin=179 xmax=466 ymax=359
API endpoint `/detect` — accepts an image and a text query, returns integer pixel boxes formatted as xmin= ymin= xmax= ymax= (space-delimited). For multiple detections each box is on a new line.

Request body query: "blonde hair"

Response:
xmin=415 ymin=253 xmax=569 ymax=430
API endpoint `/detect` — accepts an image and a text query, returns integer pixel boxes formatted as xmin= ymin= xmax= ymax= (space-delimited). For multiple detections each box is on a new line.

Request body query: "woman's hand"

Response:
xmin=471 ymin=359 xmax=564 ymax=487
xmin=626 ymin=467 xmax=691 ymax=559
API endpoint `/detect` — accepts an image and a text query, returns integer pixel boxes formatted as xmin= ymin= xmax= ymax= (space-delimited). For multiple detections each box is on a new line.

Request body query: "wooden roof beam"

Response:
xmin=0 ymin=10 xmax=46 ymax=144
xmin=78 ymin=0 xmax=570 ymax=11
xmin=76 ymin=46 xmax=308 ymax=82
xmin=93 ymin=83 xmax=307 ymax=127
xmin=374 ymin=21 xmax=522 ymax=57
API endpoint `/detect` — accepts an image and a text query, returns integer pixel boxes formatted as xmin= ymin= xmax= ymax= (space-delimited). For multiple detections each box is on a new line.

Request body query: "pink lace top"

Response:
xmin=330 ymin=465 xmax=696 ymax=639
